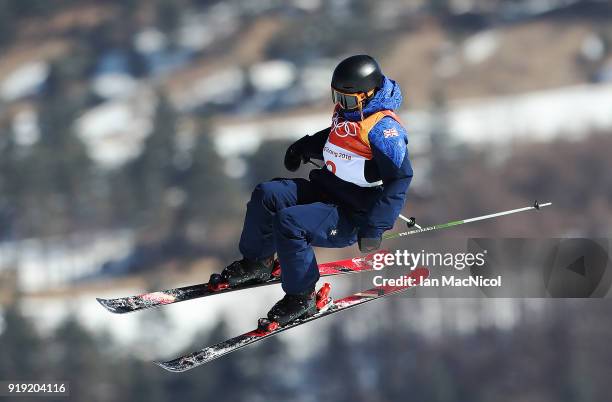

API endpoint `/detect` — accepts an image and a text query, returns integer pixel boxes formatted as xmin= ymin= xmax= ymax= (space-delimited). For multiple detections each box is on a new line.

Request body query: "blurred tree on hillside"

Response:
xmin=129 ymin=93 xmax=178 ymax=221
xmin=265 ymin=1 xmax=394 ymax=62
xmin=175 ymin=118 xmax=243 ymax=243
xmin=430 ymin=0 xmax=450 ymax=14
xmin=124 ymin=93 xmax=241 ymax=257
xmin=0 ymin=1 xmax=16 ymax=47
xmin=0 ymin=129 xmax=20 ymax=240
xmin=156 ymin=0 xmax=182 ymax=39
xmin=51 ymin=318 xmax=109 ymax=401
xmin=311 ymin=323 xmax=363 ymax=401
xmin=0 ymin=304 xmax=46 ymax=380
xmin=0 ymin=61 xmax=94 ymax=238
xmin=244 ymin=140 xmax=297 ymax=190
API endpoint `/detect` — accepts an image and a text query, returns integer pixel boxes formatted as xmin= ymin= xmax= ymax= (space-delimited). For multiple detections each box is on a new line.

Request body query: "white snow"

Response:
xmin=0 ymin=230 xmax=134 ymax=293
xmin=214 ymin=125 xmax=264 ymax=156
xmin=75 ymin=91 xmax=156 ymax=168
xmin=173 ymin=67 xmax=245 ymax=111
xmin=523 ymin=0 xmax=577 ymax=14
xmin=12 ymin=107 xmax=40 ymax=146
xmin=92 ymin=73 xmax=138 ymax=99
xmin=0 ymin=61 xmax=49 ymax=101
xmin=177 ymin=15 xmax=215 ymax=51
xmin=463 ymin=30 xmax=499 ymax=65
xmin=223 ymin=156 xmax=248 ymax=179
xmin=581 ymin=33 xmax=605 ymax=62
xmin=450 ymin=0 xmax=477 ymax=13
xmin=291 ymin=0 xmax=322 ymax=11
xmin=134 ymin=28 xmax=167 ymax=54
xmin=448 ymin=82 xmax=612 ymax=145
xmin=206 ymin=3 xmax=240 ymax=37
xmin=213 ymin=113 xmax=330 ymax=157
xmin=249 ymin=60 xmax=296 ymax=92
xmin=300 ymin=60 xmax=336 ymax=101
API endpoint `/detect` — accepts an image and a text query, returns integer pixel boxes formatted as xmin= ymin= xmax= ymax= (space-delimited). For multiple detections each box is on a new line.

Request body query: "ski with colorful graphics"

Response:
xmin=96 ymin=250 xmax=391 ymax=314
xmin=155 ymin=266 xmax=429 ymax=372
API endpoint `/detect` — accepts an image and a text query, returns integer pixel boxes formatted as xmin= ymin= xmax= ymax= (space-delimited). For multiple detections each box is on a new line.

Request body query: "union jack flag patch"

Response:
xmin=383 ymin=127 xmax=399 ymax=138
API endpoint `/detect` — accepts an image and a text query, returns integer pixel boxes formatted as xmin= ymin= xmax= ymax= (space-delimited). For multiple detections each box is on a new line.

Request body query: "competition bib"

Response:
xmin=323 ymin=106 xmax=399 ymax=187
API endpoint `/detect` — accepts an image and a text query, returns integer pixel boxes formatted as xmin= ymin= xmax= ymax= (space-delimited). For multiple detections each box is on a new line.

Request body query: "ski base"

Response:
xmin=154 ymin=267 xmax=429 ymax=372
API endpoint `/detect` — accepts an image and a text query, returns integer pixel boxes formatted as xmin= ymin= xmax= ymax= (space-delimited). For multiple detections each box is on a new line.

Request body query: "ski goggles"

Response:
xmin=331 ymin=88 xmax=375 ymax=110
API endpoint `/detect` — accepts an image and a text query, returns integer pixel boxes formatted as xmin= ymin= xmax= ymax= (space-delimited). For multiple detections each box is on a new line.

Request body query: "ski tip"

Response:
xmin=153 ymin=360 xmax=183 ymax=373
xmin=96 ymin=297 xmax=111 ymax=310
xmin=154 ymin=359 xmax=193 ymax=373
xmin=96 ymin=297 xmax=126 ymax=314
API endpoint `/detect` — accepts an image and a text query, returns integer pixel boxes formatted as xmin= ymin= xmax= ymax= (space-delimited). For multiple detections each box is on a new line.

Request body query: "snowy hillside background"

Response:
xmin=1 ymin=1 xmax=612 ymax=401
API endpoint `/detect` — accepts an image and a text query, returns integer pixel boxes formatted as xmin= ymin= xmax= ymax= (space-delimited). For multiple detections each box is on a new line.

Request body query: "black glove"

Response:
xmin=358 ymin=235 xmax=382 ymax=254
xmin=284 ymin=136 xmax=309 ymax=172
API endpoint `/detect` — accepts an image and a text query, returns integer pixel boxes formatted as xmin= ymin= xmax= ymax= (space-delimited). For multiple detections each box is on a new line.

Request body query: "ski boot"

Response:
xmin=208 ymin=256 xmax=275 ymax=291
xmin=259 ymin=283 xmax=332 ymax=330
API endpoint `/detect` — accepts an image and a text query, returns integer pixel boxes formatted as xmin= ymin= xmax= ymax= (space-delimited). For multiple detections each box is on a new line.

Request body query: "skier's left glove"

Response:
xmin=284 ymin=136 xmax=309 ymax=172
xmin=358 ymin=235 xmax=382 ymax=254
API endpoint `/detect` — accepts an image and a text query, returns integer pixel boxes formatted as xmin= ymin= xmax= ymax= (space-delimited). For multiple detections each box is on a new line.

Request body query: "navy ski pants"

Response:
xmin=239 ymin=178 xmax=358 ymax=294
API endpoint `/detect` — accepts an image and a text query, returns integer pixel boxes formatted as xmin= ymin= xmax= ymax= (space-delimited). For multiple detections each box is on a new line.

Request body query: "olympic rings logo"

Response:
xmin=331 ymin=113 xmax=358 ymax=138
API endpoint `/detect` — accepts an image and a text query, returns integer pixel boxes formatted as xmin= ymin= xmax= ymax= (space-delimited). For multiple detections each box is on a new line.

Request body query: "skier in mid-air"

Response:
xmin=209 ymin=54 xmax=413 ymax=326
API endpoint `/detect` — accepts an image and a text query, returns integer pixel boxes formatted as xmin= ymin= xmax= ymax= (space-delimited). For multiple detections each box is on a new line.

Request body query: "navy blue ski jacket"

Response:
xmin=303 ymin=76 xmax=413 ymax=238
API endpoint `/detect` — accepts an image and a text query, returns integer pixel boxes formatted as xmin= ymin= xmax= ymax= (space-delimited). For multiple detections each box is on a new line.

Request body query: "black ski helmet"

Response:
xmin=331 ymin=55 xmax=383 ymax=94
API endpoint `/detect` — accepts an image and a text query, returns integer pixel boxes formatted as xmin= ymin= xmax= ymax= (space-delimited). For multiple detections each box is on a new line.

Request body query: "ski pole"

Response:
xmin=384 ymin=200 xmax=552 ymax=240
xmin=398 ymin=214 xmax=421 ymax=229
xmin=307 ymin=160 xmax=322 ymax=168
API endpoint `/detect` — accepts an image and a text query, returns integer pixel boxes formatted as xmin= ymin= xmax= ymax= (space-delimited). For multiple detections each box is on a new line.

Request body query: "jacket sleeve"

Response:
xmin=360 ymin=117 xmax=413 ymax=238
xmin=294 ymin=127 xmax=330 ymax=161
